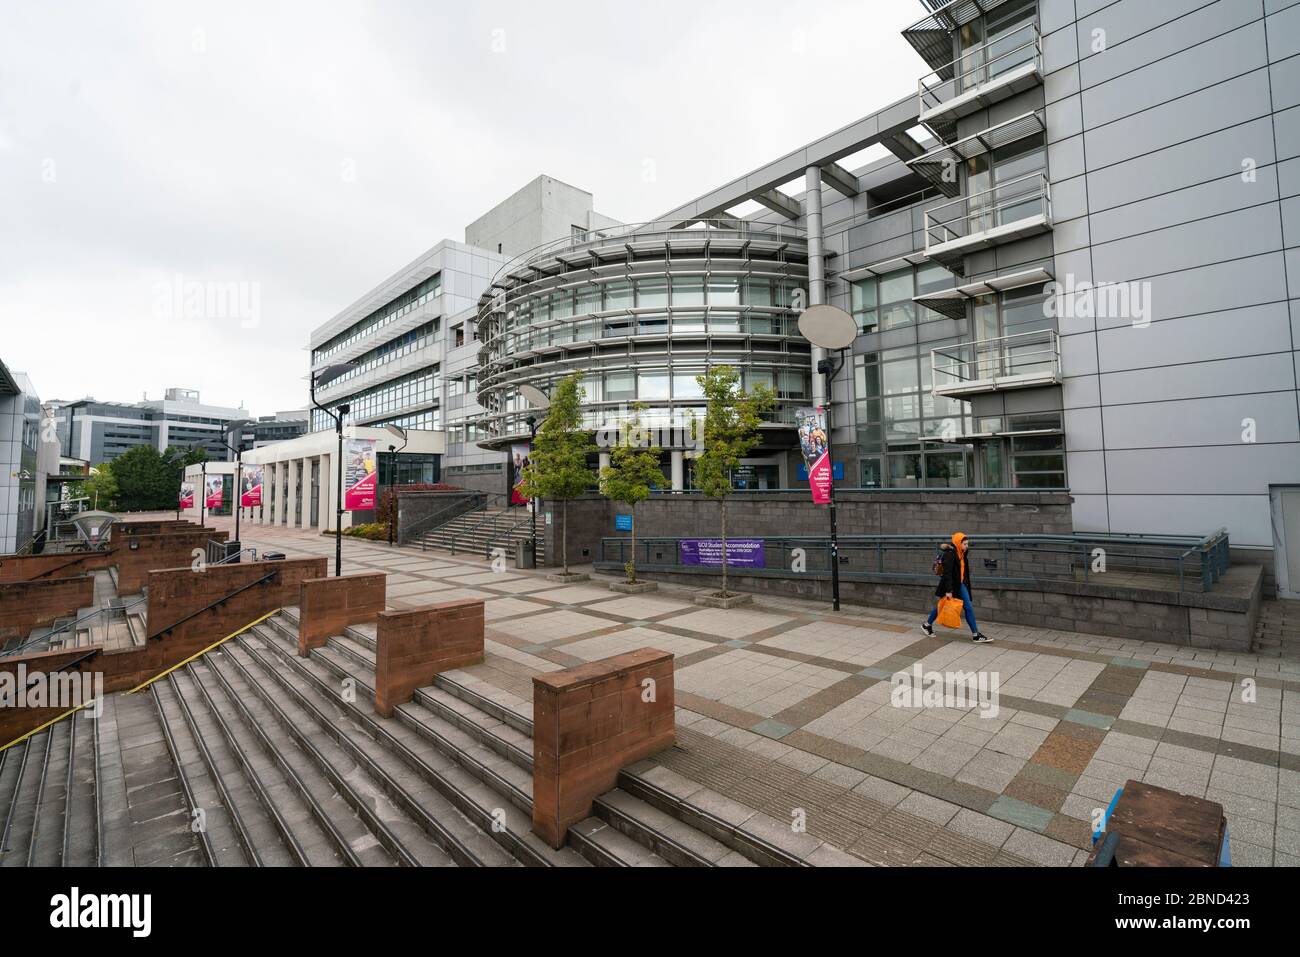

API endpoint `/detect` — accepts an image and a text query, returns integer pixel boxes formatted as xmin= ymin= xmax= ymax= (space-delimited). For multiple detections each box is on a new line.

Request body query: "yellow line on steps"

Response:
xmin=0 ymin=608 xmax=283 ymax=753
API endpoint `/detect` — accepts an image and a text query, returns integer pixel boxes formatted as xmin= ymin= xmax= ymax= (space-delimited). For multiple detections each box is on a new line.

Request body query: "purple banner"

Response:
xmin=679 ymin=539 xmax=766 ymax=569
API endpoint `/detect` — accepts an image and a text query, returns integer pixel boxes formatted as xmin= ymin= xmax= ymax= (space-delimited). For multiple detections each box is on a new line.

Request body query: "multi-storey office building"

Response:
xmin=307 ymin=0 xmax=1300 ymax=589
xmin=0 ymin=358 xmax=59 ymax=553
xmin=307 ymin=176 xmax=620 ymax=495
xmin=50 ymin=387 xmax=251 ymax=463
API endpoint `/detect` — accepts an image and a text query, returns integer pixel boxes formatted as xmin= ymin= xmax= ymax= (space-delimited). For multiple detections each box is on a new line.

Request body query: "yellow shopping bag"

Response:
xmin=935 ymin=596 xmax=964 ymax=630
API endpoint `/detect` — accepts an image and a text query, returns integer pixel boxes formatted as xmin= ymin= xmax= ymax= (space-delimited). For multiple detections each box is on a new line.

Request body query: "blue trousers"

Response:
xmin=928 ymin=583 xmax=978 ymax=634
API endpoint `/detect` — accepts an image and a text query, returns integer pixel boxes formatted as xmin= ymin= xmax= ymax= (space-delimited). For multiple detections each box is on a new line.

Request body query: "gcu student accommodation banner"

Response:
xmin=240 ymin=464 xmax=264 ymax=508
xmin=796 ymin=407 xmax=832 ymax=505
xmin=179 ymin=482 xmax=195 ymax=509
xmin=344 ymin=438 xmax=378 ymax=510
xmin=204 ymin=475 xmax=224 ymax=509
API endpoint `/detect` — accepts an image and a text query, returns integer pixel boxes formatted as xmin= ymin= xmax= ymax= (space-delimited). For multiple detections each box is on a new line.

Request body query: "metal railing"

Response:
xmin=918 ymin=20 xmax=1042 ymax=115
xmin=925 ymin=170 xmax=1051 ymax=249
xmin=150 ymin=569 xmax=278 ymax=641
xmin=597 ymin=529 xmax=1231 ymax=594
xmin=0 ymin=593 xmax=148 ymax=658
xmin=423 ymin=504 xmax=537 ymax=560
xmin=401 ymin=491 xmax=494 ymax=545
xmin=931 ymin=329 xmax=1061 ymax=395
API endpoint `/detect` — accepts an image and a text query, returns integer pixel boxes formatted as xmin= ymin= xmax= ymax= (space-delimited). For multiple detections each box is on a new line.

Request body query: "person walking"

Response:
xmin=922 ymin=532 xmax=993 ymax=643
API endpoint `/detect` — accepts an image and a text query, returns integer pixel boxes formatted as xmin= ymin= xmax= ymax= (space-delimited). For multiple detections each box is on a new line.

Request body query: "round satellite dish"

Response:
xmin=798 ymin=305 xmax=857 ymax=350
xmin=519 ymin=384 xmax=551 ymax=409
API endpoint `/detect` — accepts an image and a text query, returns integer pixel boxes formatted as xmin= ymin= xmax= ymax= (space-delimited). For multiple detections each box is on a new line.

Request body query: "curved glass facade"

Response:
xmin=475 ymin=222 xmax=813 ymax=448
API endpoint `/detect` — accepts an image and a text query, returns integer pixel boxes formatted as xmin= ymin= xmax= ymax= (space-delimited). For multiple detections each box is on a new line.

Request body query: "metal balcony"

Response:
xmin=931 ymin=329 xmax=1061 ymax=398
xmin=923 ymin=170 xmax=1051 ymax=274
xmin=917 ymin=20 xmax=1042 ymax=142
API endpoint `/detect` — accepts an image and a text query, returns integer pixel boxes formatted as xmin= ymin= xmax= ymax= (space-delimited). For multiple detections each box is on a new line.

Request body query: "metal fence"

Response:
xmin=597 ymin=529 xmax=1231 ymax=594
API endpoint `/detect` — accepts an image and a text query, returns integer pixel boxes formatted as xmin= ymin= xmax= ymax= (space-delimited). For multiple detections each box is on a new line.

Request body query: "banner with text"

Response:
xmin=679 ymin=539 xmax=766 ymax=569
xmin=204 ymin=475 xmax=224 ymax=510
xmin=344 ymin=438 xmax=378 ymax=510
xmin=179 ymin=482 xmax=194 ymax=510
xmin=240 ymin=464 xmax=264 ymax=508
xmin=510 ymin=442 xmax=531 ymax=506
xmin=796 ymin=407 xmax=832 ymax=505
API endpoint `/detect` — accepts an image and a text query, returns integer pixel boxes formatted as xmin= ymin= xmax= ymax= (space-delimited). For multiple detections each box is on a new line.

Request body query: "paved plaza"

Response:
xmin=191 ymin=515 xmax=1300 ymax=867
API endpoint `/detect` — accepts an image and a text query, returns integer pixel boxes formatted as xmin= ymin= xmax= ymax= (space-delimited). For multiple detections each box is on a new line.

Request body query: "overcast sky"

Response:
xmin=1 ymin=0 xmax=925 ymax=414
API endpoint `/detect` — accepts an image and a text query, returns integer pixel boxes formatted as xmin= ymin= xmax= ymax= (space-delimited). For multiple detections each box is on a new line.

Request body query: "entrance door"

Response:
xmin=859 ymin=457 xmax=882 ymax=489
xmin=1271 ymin=486 xmax=1300 ymax=599
xmin=979 ymin=440 xmax=1006 ymax=489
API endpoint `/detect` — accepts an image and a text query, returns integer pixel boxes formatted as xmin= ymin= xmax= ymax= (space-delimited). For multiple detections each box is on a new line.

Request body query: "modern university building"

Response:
xmin=296 ymin=0 xmax=1300 ymax=595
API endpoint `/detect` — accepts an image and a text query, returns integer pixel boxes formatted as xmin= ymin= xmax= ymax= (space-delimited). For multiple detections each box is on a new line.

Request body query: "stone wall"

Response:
xmin=0 ymin=576 xmax=96 ymax=645
xmin=612 ymin=563 xmax=1263 ymax=654
xmin=374 ymin=599 xmax=485 ymax=718
xmin=540 ymin=490 xmax=1075 ymax=568
xmin=115 ymin=529 xmax=229 ymax=594
xmin=299 ymin=573 xmax=386 ymax=657
xmin=531 ymin=647 xmax=675 ymax=848
xmin=0 ymin=551 xmax=113 ymax=584
xmin=395 ymin=491 xmax=490 ymax=546
xmin=146 ymin=557 xmax=327 ymax=643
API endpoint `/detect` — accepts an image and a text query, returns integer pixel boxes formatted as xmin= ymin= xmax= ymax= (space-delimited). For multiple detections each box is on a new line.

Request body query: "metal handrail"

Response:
xmin=0 ymin=592 xmax=147 ymax=659
xmin=918 ymin=21 xmax=1042 ymax=114
xmin=597 ymin=530 xmax=1230 ymax=594
xmin=407 ymin=491 xmax=493 ymax=546
xmin=925 ymin=170 xmax=1051 ymax=248
xmin=150 ymin=570 xmax=277 ymax=640
xmin=931 ymin=329 xmax=1061 ymax=389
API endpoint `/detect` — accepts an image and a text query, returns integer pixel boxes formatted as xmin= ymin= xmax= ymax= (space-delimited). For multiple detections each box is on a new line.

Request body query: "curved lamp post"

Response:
xmin=310 ymin=362 xmax=359 ymax=576
xmin=797 ymin=304 xmax=857 ymax=613
xmin=519 ymin=384 xmax=551 ymax=566
xmin=384 ymin=423 xmax=408 ymax=546
xmin=217 ymin=418 xmax=252 ymax=558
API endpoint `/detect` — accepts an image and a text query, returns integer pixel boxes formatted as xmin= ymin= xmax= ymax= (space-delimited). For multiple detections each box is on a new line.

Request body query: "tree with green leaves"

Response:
xmin=69 ymin=464 xmax=120 ymax=511
xmin=518 ymin=373 xmax=594 ymax=576
xmin=693 ymin=365 xmax=774 ymax=598
xmin=599 ymin=403 xmax=662 ymax=583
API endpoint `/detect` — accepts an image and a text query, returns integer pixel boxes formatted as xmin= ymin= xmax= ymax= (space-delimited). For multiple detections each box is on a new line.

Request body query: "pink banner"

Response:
xmin=204 ymin=476 xmax=224 ymax=509
xmin=179 ymin=483 xmax=194 ymax=509
xmin=807 ymin=450 xmax=832 ymax=505
xmin=240 ymin=465 xmax=263 ymax=508
xmin=343 ymin=438 xmax=378 ymax=510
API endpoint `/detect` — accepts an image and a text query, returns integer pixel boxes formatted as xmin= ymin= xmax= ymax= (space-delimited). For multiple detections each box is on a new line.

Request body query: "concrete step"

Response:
xmin=62 ymin=711 xmax=100 ymax=867
xmin=26 ymin=718 xmax=72 ymax=866
xmin=569 ymin=815 xmax=673 ymax=867
xmin=327 ymin=634 xmax=375 ymax=671
xmin=197 ymin=653 xmax=394 ymax=866
xmin=254 ymin=618 xmax=576 ymax=867
xmin=591 ymin=787 xmax=752 ymax=867
xmin=166 ymin=664 xmax=312 ymax=866
xmin=220 ymin=639 xmax=460 ymax=867
xmin=0 ymin=727 xmax=53 ymax=866
xmin=150 ymin=678 xmax=254 ymax=867
xmin=239 ymin=628 xmax=513 ymax=866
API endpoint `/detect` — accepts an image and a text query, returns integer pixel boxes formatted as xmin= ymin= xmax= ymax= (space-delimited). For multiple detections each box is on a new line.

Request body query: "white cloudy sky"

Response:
xmin=1 ymin=0 xmax=925 ymax=413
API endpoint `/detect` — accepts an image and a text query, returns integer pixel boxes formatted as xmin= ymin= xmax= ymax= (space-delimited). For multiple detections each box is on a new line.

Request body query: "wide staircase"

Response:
xmin=415 ymin=507 xmax=544 ymax=564
xmin=2 ymin=608 xmax=821 ymax=866
xmin=1254 ymin=597 xmax=1300 ymax=658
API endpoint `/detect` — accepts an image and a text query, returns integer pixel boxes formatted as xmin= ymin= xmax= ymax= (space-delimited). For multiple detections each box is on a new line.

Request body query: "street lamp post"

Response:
xmin=218 ymin=419 xmax=251 ymax=560
xmin=798 ymin=305 xmax=858 ymax=614
xmin=519 ymin=384 xmax=551 ymax=568
xmin=384 ymin=424 xmax=408 ymax=547
xmin=310 ymin=362 xmax=360 ymax=577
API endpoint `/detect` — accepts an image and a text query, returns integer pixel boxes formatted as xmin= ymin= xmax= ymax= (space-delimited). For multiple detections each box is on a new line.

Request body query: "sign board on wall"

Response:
xmin=343 ymin=438 xmax=378 ymax=510
xmin=679 ymin=539 xmax=766 ymax=569
xmin=615 ymin=514 xmax=633 ymax=531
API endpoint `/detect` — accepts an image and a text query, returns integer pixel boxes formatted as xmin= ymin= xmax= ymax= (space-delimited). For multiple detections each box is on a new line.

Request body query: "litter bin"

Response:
xmin=515 ymin=541 xmax=536 ymax=569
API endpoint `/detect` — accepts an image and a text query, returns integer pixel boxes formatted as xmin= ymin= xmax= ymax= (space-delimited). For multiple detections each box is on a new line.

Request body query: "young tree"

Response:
xmin=518 ymin=373 xmax=594 ymax=576
xmin=599 ymin=403 xmax=662 ymax=583
xmin=70 ymin=464 xmax=119 ymax=511
xmin=693 ymin=365 xmax=774 ymax=598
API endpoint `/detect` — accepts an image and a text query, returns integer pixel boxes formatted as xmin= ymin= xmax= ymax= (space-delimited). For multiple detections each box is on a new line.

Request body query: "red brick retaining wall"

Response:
xmin=374 ymin=599 xmax=484 ymax=718
xmin=299 ymin=573 xmax=387 ymax=657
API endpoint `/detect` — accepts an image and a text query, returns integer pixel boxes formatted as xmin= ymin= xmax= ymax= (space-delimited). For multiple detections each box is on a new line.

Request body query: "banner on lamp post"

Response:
xmin=204 ymin=475 xmax=224 ymax=509
xmin=796 ymin=407 xmax=832 ymax=505
xmin=343 ymin=438 xmax=378 ymax=510
xmin=179 ymin=482 xmax=194 ymax=509
xmin=509 ymin=442 xmax=531 ymax=505
xmin=240 ymin=464 xmax=264 ymax=508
